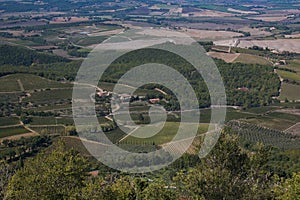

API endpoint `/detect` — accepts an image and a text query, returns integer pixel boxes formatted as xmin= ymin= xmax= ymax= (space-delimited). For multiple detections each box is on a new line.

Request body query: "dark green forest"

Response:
xmin=0 ymin=45 xmax=281 ymax=109
xmin=0 ymin=45 xmax=69 ymax=66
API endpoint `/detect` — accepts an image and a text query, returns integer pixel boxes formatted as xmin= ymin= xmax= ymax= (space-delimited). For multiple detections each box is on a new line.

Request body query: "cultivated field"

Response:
xmin=248 ymin=16 xmax=287 ymax=22
xmin=87 ymin=29 xmax=124 ymax=37
xmin=0 ymin=74 xmax=73 ymax=92
xmin=277 ymin=70 xmax=300 ymax=82
xmin=285 ymin=33 xmax=300 ymax=39
xmin=234 ymin=53 xmax=272 ymax=65
xmin=238 ymin=27 xmax=272 ymax=37
xmin=207 ymin=52 xmax=240 ymax=63
xmin=24 ymin=88 xmax=72 ymax=104
xmin=30 ymin=125 xmax=66 ymax=135
xmin=229 ymin=121 xmax=300 ymax=150
xmin=207 ymin=51 xmax=272 ymax=65
xmin=244 ymin=115 xmax=298 ymax=131
xmin=282 ymin=60 xmax=300 ymax=73
xmin=0 ymin=117 xmax=20 ymax=126
xmin=121 ymin=122 xmax=209 ymax=145
xmin=50 ymin=17 xmax=89 ymax=24
xmin=215 ymin=39 xmax=300 ymax=53
xmin=227 ymin=8 xmax=258 ymax=14
xmin=0 ymin=126 xmax=29 ymax=139
xmin=185 ymin=9 xmax=235 ymax=17
xmin=285 ymin=123 xmax=300 ymax=135
xmin=280 ymin=83 xmax=300 ymax=101
xmin=183 ymin=29 xmax=243 ymax=40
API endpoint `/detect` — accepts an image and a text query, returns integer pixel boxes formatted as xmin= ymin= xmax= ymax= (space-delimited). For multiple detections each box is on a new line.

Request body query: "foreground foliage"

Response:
xmin=5 ymin=131 xmax=298 ymax=199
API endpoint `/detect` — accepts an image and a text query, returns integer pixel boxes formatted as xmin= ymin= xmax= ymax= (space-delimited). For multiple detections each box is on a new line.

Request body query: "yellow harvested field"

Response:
xmin=239 ymin=39 xmax=300 ymax=53
xmin=186 ymin=9 xmax=234 ymax=17
xmin=182 ymin=29 xmax=243 ymax=40
xmin=215 ymin=39 xmax=300 ymax=53
xmin=238 ymin=27 xmax=272 ymax=37
xmin=248 ymin=16 xmax=287 ymax=22
xmin=87 ymin=29 xmax=124 ymax=37
xmin=228 ymin=8 xmax=258 ymax=14
xmin=285 ymin=33 xmax=300 ymax=38
xmin=207 ymin=52 xmax=240 ymax=63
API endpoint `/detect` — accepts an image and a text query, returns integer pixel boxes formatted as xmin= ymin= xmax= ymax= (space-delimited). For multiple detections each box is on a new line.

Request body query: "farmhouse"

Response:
xmin=149 ymin=98 xmax=160 ymax=104
xmin=237 ymin=87 xmax=250 ymax=92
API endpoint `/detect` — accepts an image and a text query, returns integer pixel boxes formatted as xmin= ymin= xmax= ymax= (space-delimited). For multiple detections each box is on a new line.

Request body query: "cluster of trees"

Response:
xmin=0 ymin=136 xmax=52 ymax=163
xmin=68 ymin=49 xmax=90 ymax=58
xmin=23 ymin=110 xmax=60 ymax=117
xmin=2 ymin=132 xmax=300 ymax=199
xmin=0 ymin=60 xmax=81 ymax=81
xmin=218 ymin=60 xmax=281 ymax=108
xmin=100 ymin=48 xmax=280 ymax=109
xmin=0 ymin=45 xmax=281 ymax=109
xmin=0 ymin=45 xmax=69 ymax=66
xmin=0 ymin=32 xmax=14 ymax=38
xmin=0 ymin=93 xmax=21 ymax=117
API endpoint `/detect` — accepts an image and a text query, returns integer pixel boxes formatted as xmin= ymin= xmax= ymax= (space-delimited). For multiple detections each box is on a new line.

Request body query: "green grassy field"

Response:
xmin=280 ymin=83 xmax=300 ymax=101
xmin=121 ymin=122 xmax=209 ymax=145
xmin=0 ymin=75 xmax=20 ymax=92
xmin=182 ymin=108 xmax=257 ymax=123
xmin=105 ymin=127 xmax=128 ymax=144
xmin=234 ymin=54 xmax=272 ymax=66
xmin=0 ymin=117 xmax=20 ymax=126
xmin=0 ymin=126 xmax=29 ymax=138
xmin=244 ymin=106 xmax=278 ymax=114
xmin=283 ymin=60 xmax=300 ymax=73
xmin=0 ymin=93 xmax=20 ymax=103
xmin=98 ymin=82 xmax=116 ymax=91
xmin=225 ymin=109 xmax=257 ymax=121
xmin=277 ymin=70 xmax=300 ymax=82
xmin=267 ymin=112 xmax=300 ymax=123
xmin=75 ymin=36 xmax=108 ymax=46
